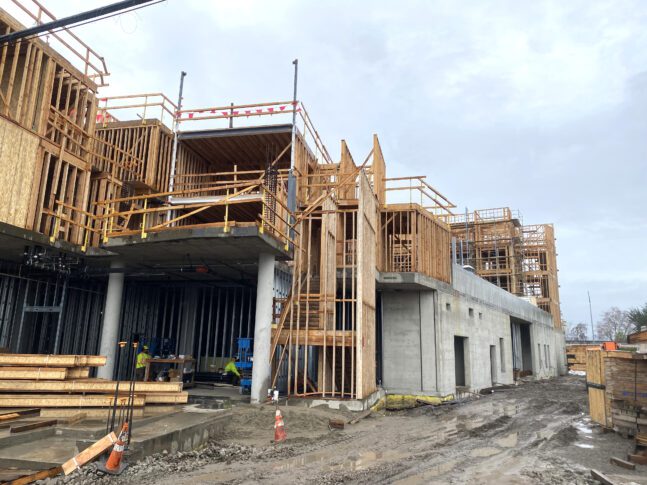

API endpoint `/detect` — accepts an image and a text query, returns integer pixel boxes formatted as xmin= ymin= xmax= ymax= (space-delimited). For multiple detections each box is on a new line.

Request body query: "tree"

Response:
xmin=627 ymin=303 xmax=647 ymax=333
xmin=567 ymin=322 xmax=589 ymax=341
xmin=596 ymin=307 xmax=632 ymax=341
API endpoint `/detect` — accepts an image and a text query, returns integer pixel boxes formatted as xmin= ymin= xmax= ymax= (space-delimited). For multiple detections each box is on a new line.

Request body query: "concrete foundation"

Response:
xmin=379 ymin=265 xmax=566 ymax=396
xmin=287 ymin=388 xmax=386 ymax=412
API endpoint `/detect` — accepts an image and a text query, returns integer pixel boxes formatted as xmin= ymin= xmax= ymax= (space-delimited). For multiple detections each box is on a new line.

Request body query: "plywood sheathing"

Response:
xmin=356 ymin=171 xmax=377 ymax=399
xmin=0 ymin=116 xmax=40 ymax=227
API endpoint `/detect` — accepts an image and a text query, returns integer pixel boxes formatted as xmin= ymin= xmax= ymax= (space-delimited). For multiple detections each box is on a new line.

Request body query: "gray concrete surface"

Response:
xmin=380 ymin=265 xmax=566 ymax=397
xmin=97 ymin=259 xmax=125 ymax=380
xmin=251 ymin=253 xmax=275 ymax=404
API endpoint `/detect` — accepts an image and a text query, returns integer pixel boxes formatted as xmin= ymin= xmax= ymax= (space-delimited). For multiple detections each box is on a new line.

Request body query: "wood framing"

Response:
xmin=450 ymin=210 xmax=561 ymax=328
xmin=0 ymin=394 xmax=145 ymax=407
xmin=356 ymin=171 xmax=377 ymax=399
xmin=380 ymin=204 xmax=451 ymax=283
xmin=0 ymin=353 xmax=106 ymax=366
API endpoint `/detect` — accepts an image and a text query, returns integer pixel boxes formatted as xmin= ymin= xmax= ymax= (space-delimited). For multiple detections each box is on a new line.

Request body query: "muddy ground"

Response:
xmin=54 ymin=376 xmax=646 ymax=484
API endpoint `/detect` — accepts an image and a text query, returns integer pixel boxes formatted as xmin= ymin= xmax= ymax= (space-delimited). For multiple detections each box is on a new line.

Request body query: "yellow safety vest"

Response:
xmin=224 ymin=361 xmax=240 ymax=377
xmin=136 ymin=352 xmax=150 ymax=369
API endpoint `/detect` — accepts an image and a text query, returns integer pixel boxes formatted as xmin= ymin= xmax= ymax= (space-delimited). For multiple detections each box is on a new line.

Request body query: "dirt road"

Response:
xmin=60 ymin=376 xmax=647 ymax=484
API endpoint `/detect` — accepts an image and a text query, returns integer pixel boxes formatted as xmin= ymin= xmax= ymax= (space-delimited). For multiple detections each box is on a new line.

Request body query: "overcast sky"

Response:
xmin=16 ymin=0 xmax=647 ymax=334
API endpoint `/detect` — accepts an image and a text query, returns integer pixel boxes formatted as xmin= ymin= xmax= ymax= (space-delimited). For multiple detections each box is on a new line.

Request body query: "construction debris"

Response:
xmin=327 ymin=418 xmax=345 ymax=430
xmin=62 ymin=431 xmax=118 ymax=475
xmin=609 ymin=456 xmax=635 ymax=470
xmin=590 ymin=469 xmax=617 ymax=485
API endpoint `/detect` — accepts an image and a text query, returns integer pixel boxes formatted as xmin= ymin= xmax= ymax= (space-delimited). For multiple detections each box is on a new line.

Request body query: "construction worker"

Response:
xmin=224 ymin=356 xmax=240 ymax=386
xmin=135 ymin=345 xmax=151 ymax=381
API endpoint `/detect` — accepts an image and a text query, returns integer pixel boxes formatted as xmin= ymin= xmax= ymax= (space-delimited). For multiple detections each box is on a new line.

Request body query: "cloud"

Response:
xmin=34 ymin=0 xmax=647 ymax=325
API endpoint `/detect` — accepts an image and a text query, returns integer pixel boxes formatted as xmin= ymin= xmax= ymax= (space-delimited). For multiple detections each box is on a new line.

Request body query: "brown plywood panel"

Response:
xmin=356 ymin=170 xmax=377 ymax=399
xmin=0 ymin=116 xmax=40 ymax=228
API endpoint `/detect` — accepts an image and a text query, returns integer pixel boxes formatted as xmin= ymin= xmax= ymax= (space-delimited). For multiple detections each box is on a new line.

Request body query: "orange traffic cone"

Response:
xmin=104 ymin=422 xmax=128 ymax=473
xmin=274 ymin=409 xmax=287 ymax=443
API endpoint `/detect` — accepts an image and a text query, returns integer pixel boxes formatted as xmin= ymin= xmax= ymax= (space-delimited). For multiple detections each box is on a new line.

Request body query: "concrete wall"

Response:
xmin=381 ymin=291 xmax=436 ymax=393
xmin=434 ymin=286 xmax=516 ymax=395
xmin=379 ymin=265 xmax=566 ymax=396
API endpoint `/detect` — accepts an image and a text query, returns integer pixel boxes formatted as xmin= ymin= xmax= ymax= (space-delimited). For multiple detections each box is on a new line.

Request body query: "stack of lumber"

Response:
xmin=628 ymin=330 xmax=647 ymax=345
xmin=604 ymin=353 xmax=647 ymax=405
xmin=567 ymin=344 xmax=596 ymax=372
xmin=602 ymin=352 xmax=647 ymax=436
xmin=609 ymin=400 xmax=647 ymax=437
xmin=0 ymin=353 xmax=188 ymax=408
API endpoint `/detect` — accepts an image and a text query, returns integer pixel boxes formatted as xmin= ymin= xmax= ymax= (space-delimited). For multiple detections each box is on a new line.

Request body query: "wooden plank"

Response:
xmin=6 ymin=465 xmax=62 ymax=485
xmin=0 ymin=409 xmax=40 ymax=422
xmin=0 ymin=412 xmax=20 ymax=422
xmin=628 ymin=453 xmax=647 ymax=465
xmin=139 ymin=392 xmax=188 ymax=404
xmin=65 ymin=367 xmax=90 ymax=379
xmin=0 ymin=394 xmax=145 ymax=408
xmin=272 ymin=329 xmax=353 ymax=347
xmin=609 ymin=456 xmax=635 ymax=470
xmin=0 ymin=367 xmax=68 ymax=380
xmin=0 ymin=354 xmax=106 ymax=367
xmin=62 ymin=432 xmax=117 ymax=475
xmin=590 ymin=469 xmax=617 ymax=485
xmin=10 ymin=419 xmax=58 ymax=433
xmin=0 ymin=379 xmax=182 ymax=393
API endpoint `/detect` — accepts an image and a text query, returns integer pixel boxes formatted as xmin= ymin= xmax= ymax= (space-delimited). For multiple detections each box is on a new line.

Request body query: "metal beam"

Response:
xmin=0 ymin=0 xmax=155 ymax=45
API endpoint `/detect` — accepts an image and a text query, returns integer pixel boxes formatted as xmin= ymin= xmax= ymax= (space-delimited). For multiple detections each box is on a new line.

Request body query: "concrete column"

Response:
xmin=97 ymin=260 xmax=125 ymax=380
xmin=251 ymin=253 xmax=275 ymax=404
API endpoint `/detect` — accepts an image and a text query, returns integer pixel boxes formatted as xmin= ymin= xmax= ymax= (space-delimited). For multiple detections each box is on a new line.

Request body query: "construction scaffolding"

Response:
xmin=449 ymin=209 xmax=561 ymax=328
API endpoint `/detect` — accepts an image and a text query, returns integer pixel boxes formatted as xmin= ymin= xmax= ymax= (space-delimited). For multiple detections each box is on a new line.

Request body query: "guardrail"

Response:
xmin=9 ymin=0 xmax=109 ymax=86
xmin=48 ymin=178 xmax=299 ymax=252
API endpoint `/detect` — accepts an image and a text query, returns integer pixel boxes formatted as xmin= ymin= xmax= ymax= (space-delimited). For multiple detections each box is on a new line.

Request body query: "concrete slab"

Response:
xmin=0 ymin=407 xmax=231 ymax=470
xmin=0 ymin=221 xmax=112 ymax=263
xmin=104 ymin=225 xmax=291 ymax=270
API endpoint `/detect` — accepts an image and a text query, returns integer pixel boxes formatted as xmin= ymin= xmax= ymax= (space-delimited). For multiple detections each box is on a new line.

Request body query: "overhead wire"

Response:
xmin=2 ymin=0 xmax=165 ymax=48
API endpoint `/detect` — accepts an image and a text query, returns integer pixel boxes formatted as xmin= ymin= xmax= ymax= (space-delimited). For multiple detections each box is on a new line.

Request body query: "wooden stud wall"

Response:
xmin=94 ymin=121 xmax=211 ymax=193
xmin=293 ymin=133 xmax=320 ymax=204
xmin=450 ymin=211 xmax=561 ymax=328
xmin=521 ymin=224 xmax=561 ymax=328
xmin=380 ymin=204 xmax=452 ymax=284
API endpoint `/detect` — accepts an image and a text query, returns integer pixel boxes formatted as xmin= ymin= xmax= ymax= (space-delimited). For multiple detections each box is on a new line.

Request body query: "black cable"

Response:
xmin=2 ymin=0 xmax=165 ymax=48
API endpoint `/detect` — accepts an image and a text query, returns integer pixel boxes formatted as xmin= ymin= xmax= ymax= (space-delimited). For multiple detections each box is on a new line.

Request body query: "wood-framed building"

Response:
xmin=0 ymin=2 xmax=565 ymax=403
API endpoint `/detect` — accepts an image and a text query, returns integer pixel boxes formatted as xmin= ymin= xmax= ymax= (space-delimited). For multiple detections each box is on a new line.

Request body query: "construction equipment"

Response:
xmin=236 ymin=338 xmax=253 ymax=394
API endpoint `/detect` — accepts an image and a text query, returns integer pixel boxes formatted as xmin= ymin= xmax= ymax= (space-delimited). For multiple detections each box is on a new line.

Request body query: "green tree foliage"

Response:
xmin=627 ymin=303 xmax=647 ymax=333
